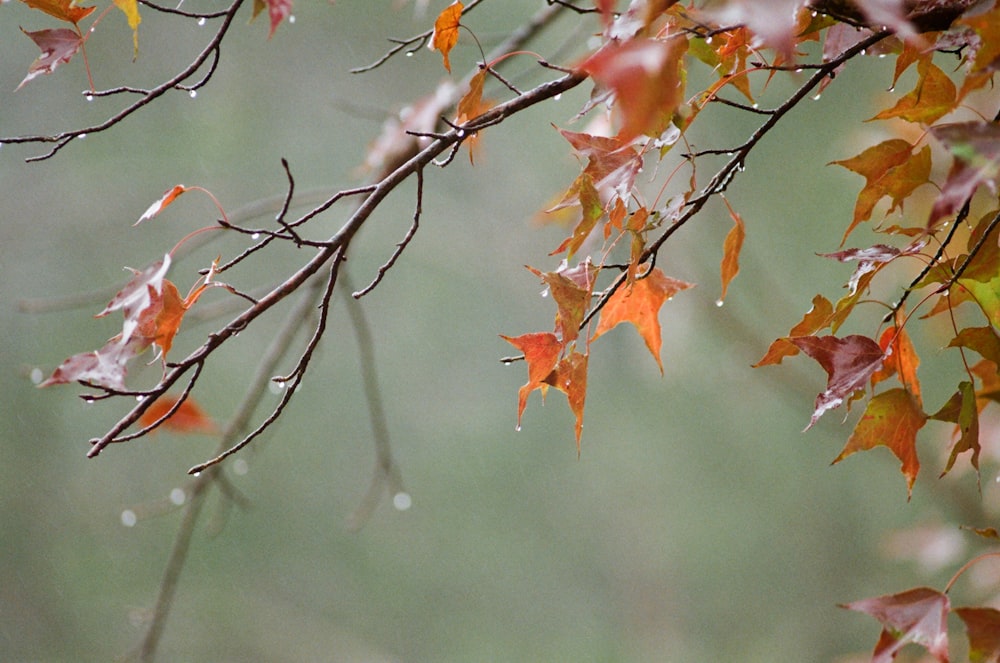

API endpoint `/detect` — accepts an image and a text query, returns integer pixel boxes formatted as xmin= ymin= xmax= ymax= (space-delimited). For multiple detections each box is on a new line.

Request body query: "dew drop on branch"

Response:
xmin=715 ymin=299 xmax=724 ymax=307
xmin=85 ymin=94 xmax=93 ymax=102
xmin=29 ymin=367 xmax=43 ymax=385
xmin=197 ymin=17 xmax=206 ymax=26
xmin=189 ymin=90 xmax=197 ymax=99
xmin=251 ymin=232 xmax=260 ymax=240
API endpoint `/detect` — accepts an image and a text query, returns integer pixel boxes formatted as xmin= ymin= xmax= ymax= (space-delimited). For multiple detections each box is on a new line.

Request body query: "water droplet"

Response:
xmin=812 ymin=93 xmax=822 ymax=101
xmin=29 ymin=367 xmax=43 ymax=384
xmin=233 ymin=458 xmax=249 ymax=476
xmin=192 ymin=472 xmax=201 ymax=478
xmin=121 ymin=510 xmax=137 ymax=527
xmin=78 ymin=133 xmax=87 ymax=140
xmin=269 ymin=381 xmax=285 ymax=394
xmin=887 ymin=86 xmax=895 ymax=93
xmin=794 ymin=68 xmax=803 ymax=74
xmin=515 ymin=425 xmax=522 ymax=432
xmin=85 ymin=94 xmax=93 ymax=102
xmin=995 ymin=474 xmax=1000 ymax=483
xmin=189 ymin=90 xmax=197 ymax=99
xmin=540 ymin=287 xmax=550 ymax=298
xmin=456 ymin=129 xmax=465 ymax=137
xmin=169 ymin=488 xmax=186 ymax=505
xmin=705 ymin=36 xmax=713 ymax=44
xmin=860 ymin=49 xmax=867 ymax=55
xmin=751 ymin=102 xmax=758 ymax=109
xmin=197 ymin=17 xmax=206 ymax=26
xmin=878 ymin=53 xmax=887 ymax=59
xmin=553 ymin=93 xmax=562 ymax=101
xmin=406 ymin=51 xmax=413 ymax=57
xmin=136 ymin=394 xmax=146 ymax=402
xmin=288 ymin=14 xmax=295 ymax=23
xmin=250 ymin=232 xmax=260 ymax=240
xmin=715 ymin=299 xmax=724 ymax=307
xmin=393 ymin=492 xmax=412 ymax=511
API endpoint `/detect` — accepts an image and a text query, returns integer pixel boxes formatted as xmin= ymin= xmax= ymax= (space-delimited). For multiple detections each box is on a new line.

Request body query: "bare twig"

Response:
xmin=354 ymin=169 xmax=425 ymax=298
xmin=1 ymin=0 xmax=245 ymax=162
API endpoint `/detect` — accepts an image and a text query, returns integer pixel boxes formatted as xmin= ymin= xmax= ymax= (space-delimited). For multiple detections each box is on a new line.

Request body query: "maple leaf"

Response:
xmin=753 ymin=295 xmax=834 ymax=367
xmin=841 ymin=587 xmax=950 ymax=663
xmin=930 ymin=381 xmax=980 ymax=477
xmin=948 ymin=326 xmax=1000 ymax=366
xmin=719 ymin=198 xmax=745 ymax=303
xmin=17 ymin=28 xmax=83 ymax=90
xmin=500 ymin=332 xmax=562 ymax=432
xmin=20 ymin=0 xmax=96 ymax=24
xmin=138 ymin=395 xmax=217 ymax=434
xmin=549 ymin=173 xmax=605 ymax=259
xmin=820 ymin=244 xmax=921 ymax=298
xmin=831 ymin=139 xmax=931 ymax=241
xmin=790 ymin=334 xmax=885 ymax=429
xmin=252 ymin=0 xmax=293 ymax=39
xmin=592 ymin=268 xmax=694 ymax=374
xmin=835 ymin=388 xmax=926 ymax=497
xmin=703 ymin=0 xmax=807 ymax=59
xmin=872 ymin=316 xmax=921 ymax=405
xmin=97 ymin=256 xmax=172 ymax=345
xmin=113 ymin=0 xmax=141 ymax=58
xmin=528 ymin=261 xmax=598 ymax=344
xmin=955 ymin=607 xmax=1000 ymax=663
xmin=871 ymin=56 xmax=956 ymax=124
xmin=543 ymin=351 xmax=589 ymax=453
xmin=556 ymin=129 xmax=643 ymax=203
xmin=959 ymin=5 xmax=1000 ymax=73
xmin=455 ymin=68 xmax=493 ymax=163
xmin=38 ymin=336 xmax=147 ymax=391
xmin=430 ymin=1 xmax=463 ymax=73
xmin=929 ymin=122 xmax=1000 ymax=229
xmin=136 ymin=185 xmax=189 ymax=225
xmin=579 ymin=36 xmax=688 ymax=142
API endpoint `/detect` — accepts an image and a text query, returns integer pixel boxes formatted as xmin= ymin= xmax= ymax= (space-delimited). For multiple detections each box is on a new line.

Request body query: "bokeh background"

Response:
xmin=2 ymin=2 xmax=999 ymax=661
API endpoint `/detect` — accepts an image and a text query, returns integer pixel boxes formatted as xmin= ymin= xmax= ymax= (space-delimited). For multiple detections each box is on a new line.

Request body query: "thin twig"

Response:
xmin=354 ymin=169 xmax=424 ymax=298
xmin=342 ymin=273 xmax=405 ymax=531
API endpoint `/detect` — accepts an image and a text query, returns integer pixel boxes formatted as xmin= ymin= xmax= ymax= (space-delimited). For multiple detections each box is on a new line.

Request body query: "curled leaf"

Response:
xmin=430 ymin=1 xmax=463 ymax=73
xmin=17 ymin=28 xmax=83 ymax=90
xmin=790 ymin=334 xmax=884 ymax=429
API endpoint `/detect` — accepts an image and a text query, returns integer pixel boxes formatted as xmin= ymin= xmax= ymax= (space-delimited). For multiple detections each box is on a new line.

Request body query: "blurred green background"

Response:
xmin=2 ymin=2 xmax=998 ymax=661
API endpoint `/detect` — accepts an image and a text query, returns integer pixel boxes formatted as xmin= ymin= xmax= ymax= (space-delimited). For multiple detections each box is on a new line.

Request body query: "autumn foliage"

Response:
xmin=9 ymin=0 xmax=1000 ymax=660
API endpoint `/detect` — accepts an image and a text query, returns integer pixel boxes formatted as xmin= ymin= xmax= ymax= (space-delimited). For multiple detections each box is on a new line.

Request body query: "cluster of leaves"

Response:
xmin=9 ymin=0 xmax=1000 ymax=660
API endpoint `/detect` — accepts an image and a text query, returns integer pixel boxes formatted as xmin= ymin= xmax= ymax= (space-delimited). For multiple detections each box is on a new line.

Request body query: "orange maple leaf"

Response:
xmin=834 ymin=388 xmax=926 ymax=499
xmin=20 ymin=0 xmax=96 ymax=24
xmin=543 ymin=351 xmax=589 ymax=453
xmin=579 ymin=36 xmax=687 ymax=142
xmin=592 ymin=268 xmax=693 ymax=374
xmin=500 ymin=332 xmax=562 ymax=431
xmin=138 ymin=395 xmax=217 ymax=434
xmin=456 ymin=68 xmax=494 ymax=163
xmin=430 ymin=1 xmax=463 ymax=73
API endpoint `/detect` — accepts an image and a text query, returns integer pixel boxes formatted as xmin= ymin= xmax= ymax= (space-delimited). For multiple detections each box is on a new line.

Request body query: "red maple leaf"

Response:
xmin=790 ymin=334 xmax=885 ymax=428
xmin=17 ymin=28 xmax=84 ymax=90
xmin=841 ymin=587 xmax=949 ymax=663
